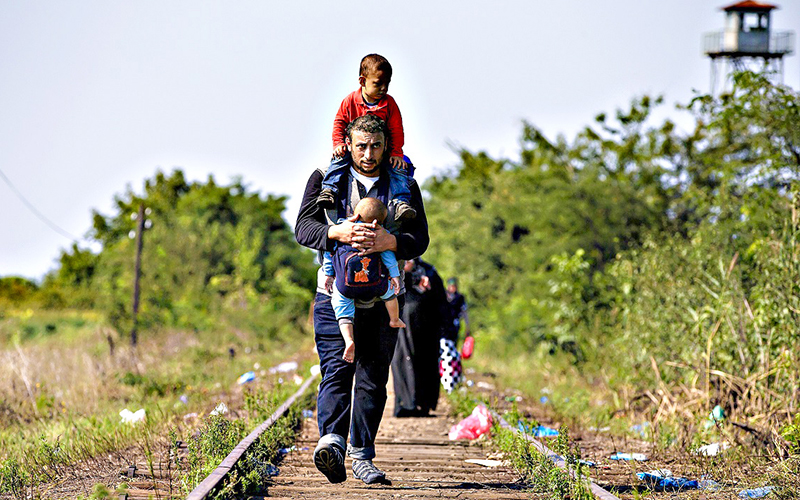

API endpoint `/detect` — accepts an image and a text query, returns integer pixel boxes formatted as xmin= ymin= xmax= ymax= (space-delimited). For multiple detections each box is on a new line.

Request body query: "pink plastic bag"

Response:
xmin=448 ymin=405 xmax=492 ymax=440
xmin=461 ymin=335 xmax=475 ymax=359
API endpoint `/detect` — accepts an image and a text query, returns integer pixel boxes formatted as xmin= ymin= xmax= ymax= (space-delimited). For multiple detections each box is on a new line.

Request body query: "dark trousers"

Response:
xmin=313 ymin=292 xmax=400 ymax=459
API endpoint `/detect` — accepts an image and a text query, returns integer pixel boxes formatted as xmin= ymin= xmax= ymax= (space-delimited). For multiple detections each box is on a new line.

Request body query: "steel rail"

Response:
xmin=185 ymin=373 xmax=318 ymax=500
xmin=489 ymin=408 xmax=621 ymax=500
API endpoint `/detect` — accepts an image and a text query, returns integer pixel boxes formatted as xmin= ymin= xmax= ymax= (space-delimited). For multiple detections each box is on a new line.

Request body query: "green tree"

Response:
xmin=0 ymin=277 xmax=38 ymax=308
xmin=423 ymin=96 xmax=676 ymax=354
xmin=45 ymin=169 xmax=316 ymax=337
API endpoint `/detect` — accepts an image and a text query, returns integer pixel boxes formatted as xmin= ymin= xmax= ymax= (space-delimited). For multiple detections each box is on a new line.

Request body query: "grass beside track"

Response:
xmin=181 ymin=386 xmax=312 ymax=499
xmin=0 ymin=307 xmax=314 ymax=499
xmin=446 ymin=389 xmax=595 ymax=499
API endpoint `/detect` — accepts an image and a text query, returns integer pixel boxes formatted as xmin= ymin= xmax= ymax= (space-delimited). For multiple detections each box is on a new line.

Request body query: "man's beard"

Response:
xmin=354 ymin=160 xmax=381 ymax=176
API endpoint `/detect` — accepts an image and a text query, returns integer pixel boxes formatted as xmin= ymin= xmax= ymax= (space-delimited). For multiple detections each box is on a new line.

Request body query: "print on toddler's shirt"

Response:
xmin=354 ymin=257 xmax=371 ymax=283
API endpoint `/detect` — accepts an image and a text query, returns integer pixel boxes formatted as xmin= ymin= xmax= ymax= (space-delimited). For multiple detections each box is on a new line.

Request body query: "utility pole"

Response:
xmin=131 ymin=203 xmax=145 ymax=346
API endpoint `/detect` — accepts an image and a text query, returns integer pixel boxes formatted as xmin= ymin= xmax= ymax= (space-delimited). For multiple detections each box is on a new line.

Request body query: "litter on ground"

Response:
xmin=518 ymin=421 xmax=559 ymax=437
xmin=637 ymin=469 xmax=698 ymax=491
xmin=449 ymin=405 xmax=492 ymax=440
xmin=738 ymin=486 xmax=775 ymax=498
xmin=269 ymin=361 xmax=298 ymax=374
xmin=704 ymin=404 xmax=725 ymax=429
xmin=695 ymin=441 xmax=731 ymax=456
xmin=609 ymin=452 xmax=647 ymax=461
xmin=119 ymin=408 xmax=146 ymax=424
xmin=700 ymin=479 xmax=722 ymax=491
xmin=465 ymin=459 xmax=505 ymax=467
xmin=237 ymin=371 xmax=255 ymax=385
xmin=636 ymin=469 xmax=721 ymax=491
xmin=210 ymin=402 xmax=229 ymax=416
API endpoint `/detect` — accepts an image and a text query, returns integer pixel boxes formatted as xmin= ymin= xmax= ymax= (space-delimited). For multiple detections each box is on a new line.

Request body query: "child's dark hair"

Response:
xmin=360 ymin=54 xmax=392 ymax=79
xmin=354 ymin=197 xmax=389 ymax=225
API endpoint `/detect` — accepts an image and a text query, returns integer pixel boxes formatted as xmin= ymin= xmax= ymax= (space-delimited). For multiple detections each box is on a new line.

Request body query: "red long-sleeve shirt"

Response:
xmin=332 ymin=89 xmax=404 ymax=158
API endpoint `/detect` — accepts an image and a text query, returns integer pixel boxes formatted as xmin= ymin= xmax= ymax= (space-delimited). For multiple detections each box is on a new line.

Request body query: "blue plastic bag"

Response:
xmin=518 ymin=421 xmax=559 ymax=437
xmin=738 ymin=486 xmax=774 ymax=499
xmin=237 ymin=371 xmax=255 ymax=385
xmin=637 ymin=470 xmax=698 ymax=491
xmin=609 ymin=452 xmax=647 ymax=461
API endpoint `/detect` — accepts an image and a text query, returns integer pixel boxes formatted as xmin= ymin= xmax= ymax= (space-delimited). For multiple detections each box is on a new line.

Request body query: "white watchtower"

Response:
xmin=703 ymin=1 xmax=794 ymax=92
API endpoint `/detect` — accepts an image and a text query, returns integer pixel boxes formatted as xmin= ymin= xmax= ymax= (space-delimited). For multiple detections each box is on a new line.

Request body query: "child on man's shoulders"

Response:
xmin=316 ymin=53 xmax=416 ymax=222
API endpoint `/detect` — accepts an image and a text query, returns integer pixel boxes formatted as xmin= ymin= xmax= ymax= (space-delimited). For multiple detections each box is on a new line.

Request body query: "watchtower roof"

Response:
xmin=722 ymin=1 xmax=777 ymax=12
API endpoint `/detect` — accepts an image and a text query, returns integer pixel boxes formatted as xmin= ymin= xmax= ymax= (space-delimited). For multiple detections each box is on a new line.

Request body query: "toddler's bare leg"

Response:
xmin=339 ymin=322 xmax=355 ymax=363
xmin=385 ymin=297 xmax=406 ymax=328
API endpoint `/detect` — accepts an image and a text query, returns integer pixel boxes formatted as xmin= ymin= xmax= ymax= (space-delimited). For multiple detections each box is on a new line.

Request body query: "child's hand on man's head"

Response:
xmin=389 ymin=156 xmax=407 ymax=170
xmin=333 ymin=144 xmax=347 ymax=158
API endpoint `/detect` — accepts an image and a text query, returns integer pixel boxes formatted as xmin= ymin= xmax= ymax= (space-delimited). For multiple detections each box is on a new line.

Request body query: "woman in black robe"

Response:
xmin=391 ymin=258 xmax=446 ymax=417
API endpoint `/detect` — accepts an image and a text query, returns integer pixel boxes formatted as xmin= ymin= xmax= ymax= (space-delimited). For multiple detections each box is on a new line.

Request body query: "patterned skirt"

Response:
xmin=439 ymin=338 xmax=463 ymax=394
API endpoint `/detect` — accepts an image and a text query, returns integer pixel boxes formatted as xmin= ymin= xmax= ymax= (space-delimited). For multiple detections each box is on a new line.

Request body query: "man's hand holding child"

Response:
xmin=328 ymin=216 xmax=396 ymax=256
xmin=324 ymin=275 xmax=334 ymax=294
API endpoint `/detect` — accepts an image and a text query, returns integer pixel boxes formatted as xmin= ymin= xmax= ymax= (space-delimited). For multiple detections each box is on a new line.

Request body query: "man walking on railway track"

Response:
xmin=295 ymin=114 xmax=429 ymax=485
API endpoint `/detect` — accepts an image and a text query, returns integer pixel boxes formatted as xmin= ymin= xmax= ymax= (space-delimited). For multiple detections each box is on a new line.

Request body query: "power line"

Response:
xmin=0 ymin=166 xmax=84 ymax=242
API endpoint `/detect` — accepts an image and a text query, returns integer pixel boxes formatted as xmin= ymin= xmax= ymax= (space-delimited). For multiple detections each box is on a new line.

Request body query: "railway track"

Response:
xmin=267 ymin=404 xmax=526 ymax=499
xmin=113 ymin=372 xmax=627 ymax=500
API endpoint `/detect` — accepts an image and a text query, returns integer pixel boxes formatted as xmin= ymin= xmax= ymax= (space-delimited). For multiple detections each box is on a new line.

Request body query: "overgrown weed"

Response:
xmin=494 ymin=422 xmax=594 ymax=500
xmin=446 ymin=385 xmax=486 ymax=418
xmin=182 ymin=385 xmax=309 ymax=498
xmin=0 ymin=309 xmax=313 ymax=497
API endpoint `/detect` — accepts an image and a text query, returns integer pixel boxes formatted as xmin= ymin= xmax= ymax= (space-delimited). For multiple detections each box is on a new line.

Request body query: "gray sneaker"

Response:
xmin=317 ymin=188 xmax=337 ymax=209
xmin=352 ymin=458 xmax=389 ymax=485
xmin=313 ymin=441 xmax=346 ymax=483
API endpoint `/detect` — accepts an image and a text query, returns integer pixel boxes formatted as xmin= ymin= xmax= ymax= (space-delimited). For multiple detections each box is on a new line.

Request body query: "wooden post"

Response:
xmin=131 ymin=203 xmax=145 ymax=346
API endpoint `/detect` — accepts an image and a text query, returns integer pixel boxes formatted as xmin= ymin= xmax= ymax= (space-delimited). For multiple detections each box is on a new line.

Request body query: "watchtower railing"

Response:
xmin=704 ymin=30 xmax=794 ymax=56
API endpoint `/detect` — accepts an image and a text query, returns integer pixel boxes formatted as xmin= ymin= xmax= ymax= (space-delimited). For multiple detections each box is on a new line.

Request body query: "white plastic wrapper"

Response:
xmin=119 ymin=408 xmax=146 ymax=424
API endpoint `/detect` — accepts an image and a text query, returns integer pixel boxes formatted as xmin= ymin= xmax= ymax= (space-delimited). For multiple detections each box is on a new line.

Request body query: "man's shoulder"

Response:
xmin=310 ymin=166 xmax=327 ymax=181
xmin=405 ymin=175 xmax=421 ymax=195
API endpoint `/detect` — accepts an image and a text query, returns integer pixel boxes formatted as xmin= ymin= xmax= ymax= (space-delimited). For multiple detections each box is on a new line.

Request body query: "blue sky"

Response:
xmin=1 ymin=0 xmax=798 ymax=279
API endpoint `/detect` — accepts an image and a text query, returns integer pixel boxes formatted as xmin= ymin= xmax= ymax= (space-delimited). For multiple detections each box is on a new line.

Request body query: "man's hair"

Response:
xmin=360 ymin=54 xmax=392 ymax=79
xmin=354 ymin=197 xmax=389 ymax=225
xmin=346 ymin=114 xmax=388 ymax=142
